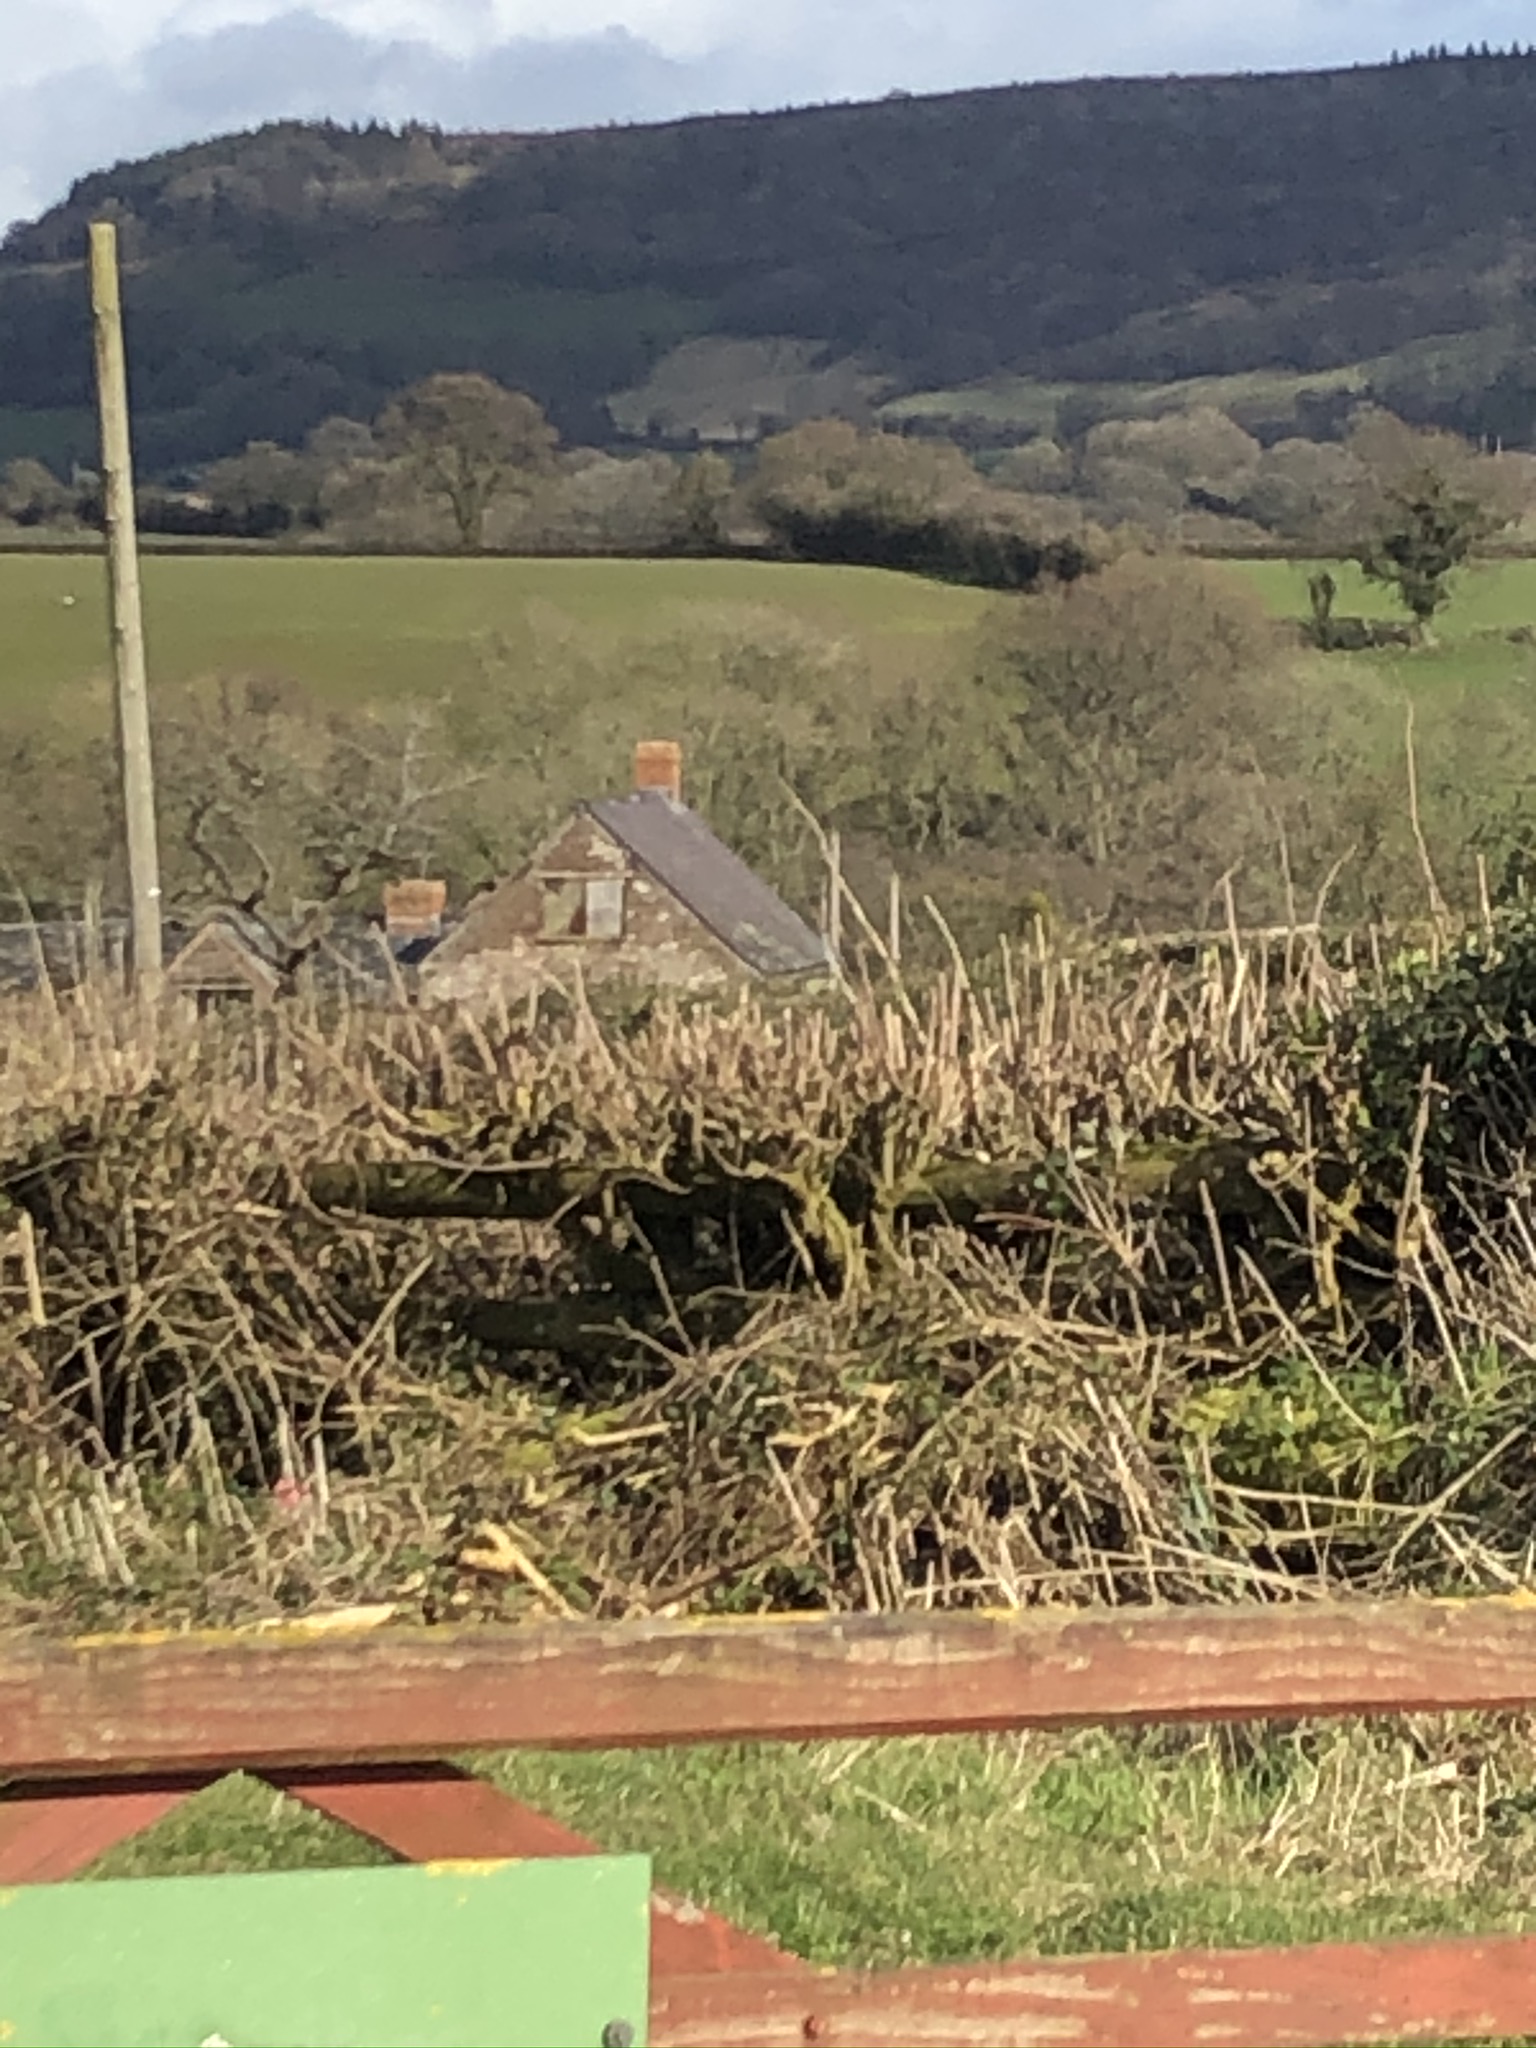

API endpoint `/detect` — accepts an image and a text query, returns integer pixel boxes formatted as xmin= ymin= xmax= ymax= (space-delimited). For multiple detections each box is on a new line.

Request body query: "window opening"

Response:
xmin=538 ymin=875 xmax=626 ymax=941
xmin=585 ymin=876 xmax=625 ymax=940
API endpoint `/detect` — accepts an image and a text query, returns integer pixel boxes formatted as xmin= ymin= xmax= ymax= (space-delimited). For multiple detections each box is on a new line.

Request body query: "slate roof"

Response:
xmin=0 ymin=916 xmax=441 ymax=996
xmin=166 ymin=908 xmax=283 ymax=977
xmin=585 ymin=790 xmax=832 ymax=979
xmin=164 ymin=916 xmax=284 ymax=996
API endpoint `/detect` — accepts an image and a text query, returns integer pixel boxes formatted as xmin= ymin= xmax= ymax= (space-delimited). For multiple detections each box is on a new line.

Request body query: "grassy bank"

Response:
xmin=876 ymin=328 xmax=1526 ymax=445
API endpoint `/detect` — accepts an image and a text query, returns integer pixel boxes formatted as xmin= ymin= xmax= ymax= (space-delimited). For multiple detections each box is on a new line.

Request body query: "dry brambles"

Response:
xmin=3 ymin=913 xmax=1536 ymax=1633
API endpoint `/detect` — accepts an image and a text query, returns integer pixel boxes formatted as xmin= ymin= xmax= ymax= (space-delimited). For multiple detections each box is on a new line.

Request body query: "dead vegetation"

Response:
xmin=4 ymin=910 xmax=1536 ymax=1635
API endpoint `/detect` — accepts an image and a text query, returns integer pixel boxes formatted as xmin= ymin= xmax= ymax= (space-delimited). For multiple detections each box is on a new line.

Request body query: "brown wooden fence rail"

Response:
xmin=7 ymin=1598 xmax=1536 ymax=2044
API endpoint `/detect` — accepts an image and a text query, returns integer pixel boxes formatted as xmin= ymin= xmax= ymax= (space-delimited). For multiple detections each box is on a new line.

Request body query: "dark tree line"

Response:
xmin=10 ymin=57 xmax=1536 ymax=467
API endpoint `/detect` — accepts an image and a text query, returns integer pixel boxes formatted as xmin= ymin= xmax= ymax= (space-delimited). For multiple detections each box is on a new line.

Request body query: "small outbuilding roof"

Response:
xmin=0 ymin=914 xmax=441 ymax=997
xmin=585 ymin=790 xmax=832 ymax=979
xmin=163 ymin=913 xmax=285 ymax=998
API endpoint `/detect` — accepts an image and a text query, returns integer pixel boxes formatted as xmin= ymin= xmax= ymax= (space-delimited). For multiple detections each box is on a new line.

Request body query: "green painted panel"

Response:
xmin=0 ymin=1854 xmax=650 ymax=2048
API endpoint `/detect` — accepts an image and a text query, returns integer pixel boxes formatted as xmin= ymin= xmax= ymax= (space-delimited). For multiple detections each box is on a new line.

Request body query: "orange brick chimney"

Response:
xmin=382 ymin=878 xmax=447 ymax=941
xmin=634 ymin=739 xmax=683 ymax=802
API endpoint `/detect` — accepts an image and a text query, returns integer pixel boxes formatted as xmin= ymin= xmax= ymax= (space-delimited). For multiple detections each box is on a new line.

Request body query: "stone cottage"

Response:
xmin=421 ymin=742 xmax=832 ymax=1004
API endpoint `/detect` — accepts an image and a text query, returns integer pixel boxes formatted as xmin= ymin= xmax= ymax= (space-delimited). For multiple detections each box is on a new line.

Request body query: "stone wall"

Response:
xmin=422 ymin=811 xmax=745 ymax=1005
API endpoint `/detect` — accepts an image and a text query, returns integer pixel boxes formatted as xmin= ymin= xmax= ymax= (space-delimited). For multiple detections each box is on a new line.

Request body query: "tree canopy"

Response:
xmin=1358 ymin=471 xmax=1499 ymax=626
xmin=11 ymin=56 xmax=1536 ymax=466
xmin=376 ymin=375 xmax=558 ymax=550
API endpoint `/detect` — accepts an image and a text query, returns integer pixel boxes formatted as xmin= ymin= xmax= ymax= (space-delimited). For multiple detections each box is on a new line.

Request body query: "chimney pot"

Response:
xmin=634 ymin=739 xmax=682 ymax=802
xmin=383 ymin=878 xmax=447 ymax=941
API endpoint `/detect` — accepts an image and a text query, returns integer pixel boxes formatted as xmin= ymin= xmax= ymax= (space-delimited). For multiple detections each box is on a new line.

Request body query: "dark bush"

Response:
xmin=764 ymin=503 xmax=1092 ymax=591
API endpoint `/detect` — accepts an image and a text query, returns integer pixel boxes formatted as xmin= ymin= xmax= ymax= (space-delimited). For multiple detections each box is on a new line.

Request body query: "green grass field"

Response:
xmin=1231 ymin=555 xmax=1536 ymax=696
xmin=880 ymin=360 xmax=1375 ymax=435
xmin=7 ymin=549 xmax=1536 ymax=724
xmin=79 ymin=1720 xmax=1536 ymax=1986
xmin=1233 ymin=554 xmax=1536 ymax=633
xmin=0 ymin=553 xmax=987 ymax=718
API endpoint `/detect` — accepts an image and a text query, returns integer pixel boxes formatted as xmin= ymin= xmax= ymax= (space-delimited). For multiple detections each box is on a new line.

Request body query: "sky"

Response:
xmin=3 ymin=0 xmax=1533 ymax=233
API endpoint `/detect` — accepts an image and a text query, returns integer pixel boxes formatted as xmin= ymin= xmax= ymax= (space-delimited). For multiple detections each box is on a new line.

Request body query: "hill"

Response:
xmin=7 ymin=49 xmax=1536 ymax=471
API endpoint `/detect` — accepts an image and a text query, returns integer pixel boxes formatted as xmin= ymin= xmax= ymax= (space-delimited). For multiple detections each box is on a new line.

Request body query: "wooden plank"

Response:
xmin=269 ymin=1762 xmax=807 ymax=1979
xmin=8 ymin=1599 xmax=1536 ymax=1781
xmin=647 ymin=1889 xmax=807 ymax=1981
xmin=0 ymin=1774 xmax=210 ymax=1881
xmin=649 ymin=1934 xmax=1536 ymax=2046
xmin=268 ymin=1762 xmax=598 ymax=1861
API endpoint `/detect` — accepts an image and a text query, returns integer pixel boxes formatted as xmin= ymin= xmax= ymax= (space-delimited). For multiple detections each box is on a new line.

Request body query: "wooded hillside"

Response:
xmin=7 ymin=49 xmax=1536 ymax=469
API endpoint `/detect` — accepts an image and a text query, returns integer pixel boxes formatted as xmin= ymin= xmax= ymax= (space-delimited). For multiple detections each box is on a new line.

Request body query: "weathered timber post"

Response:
xmin=826 ymin=827 xmax=843 ymax=968
xmin=88 ymin=220 xmax=163 ymax=991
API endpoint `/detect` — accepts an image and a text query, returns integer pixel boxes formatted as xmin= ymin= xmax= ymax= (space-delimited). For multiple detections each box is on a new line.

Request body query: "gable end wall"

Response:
xmin=424 ymin=811 xmax=746 ymax=1003
xmin=163 ymin=926 xmax=279 ymax=999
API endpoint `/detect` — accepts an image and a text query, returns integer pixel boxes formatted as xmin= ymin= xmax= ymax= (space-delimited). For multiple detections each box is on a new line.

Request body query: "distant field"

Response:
xmin=878 ymin=325 xmax=1519 ymax=440
xmin=0 ymin=553 xmax=987 ymax=719
xmin=1236 ymin=548 xmax=1536 ymax=626
xmin=1231 ymin=554 xmax=1536 ymax=697
xmin=881 ymin=364 xmax=1366 ymax=436
xmin=6 ymin=551 xmax=1536 ymax=729
xmin=1232 ymin=555 xmax=1536 ymax=629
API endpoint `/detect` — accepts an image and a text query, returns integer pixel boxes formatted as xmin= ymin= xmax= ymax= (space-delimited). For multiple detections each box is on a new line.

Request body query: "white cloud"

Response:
xmin=4 ymin=0 xmax=1535 ymax=229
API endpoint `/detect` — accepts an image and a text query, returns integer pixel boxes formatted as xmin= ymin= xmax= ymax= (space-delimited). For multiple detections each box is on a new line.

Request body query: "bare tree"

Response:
xmin=375 ymin=374 xmax=557 ymax=550
xmin=199 ymin=441 xmax=322 ymax=533
xmin=158 ymin=682 xmax=484 ymax=972
xmin=985 ymin=554 xmax=1298 ymax=922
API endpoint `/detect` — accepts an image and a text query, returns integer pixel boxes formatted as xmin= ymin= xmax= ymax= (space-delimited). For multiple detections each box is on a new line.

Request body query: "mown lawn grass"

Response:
xmin=79 ymin=1718 xmax=1536 ymax=1994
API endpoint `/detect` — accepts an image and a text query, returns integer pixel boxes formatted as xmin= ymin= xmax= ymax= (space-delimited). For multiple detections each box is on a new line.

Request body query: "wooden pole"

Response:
xmin=88 ymin=221 xmax=162 ymax=990
xmin=826 ymin=828 xmax=843 ymax=968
